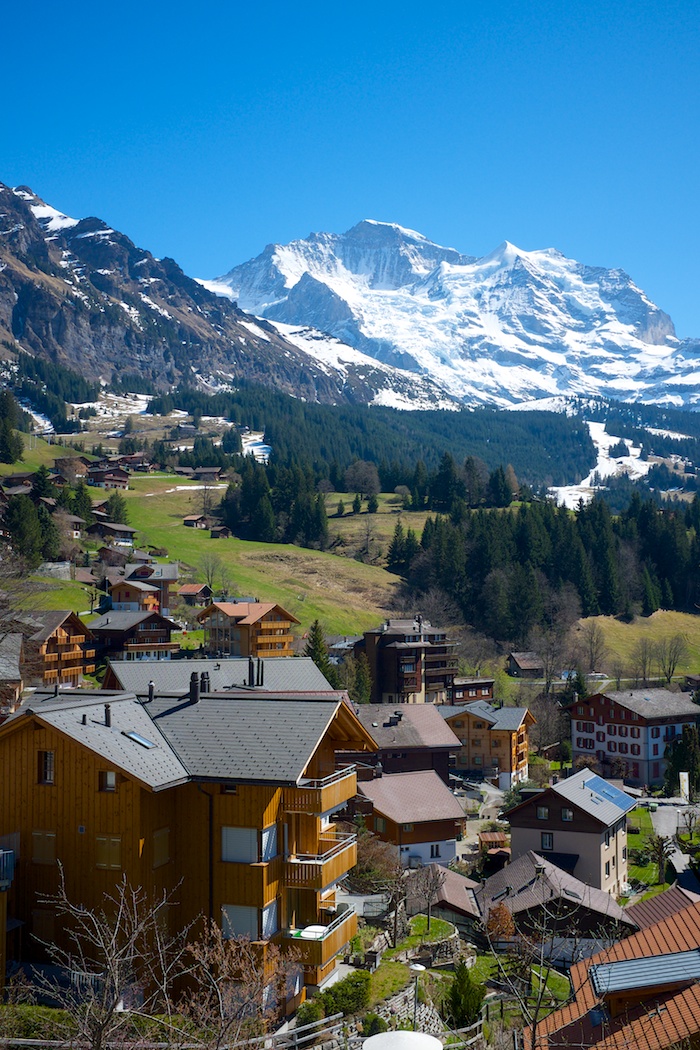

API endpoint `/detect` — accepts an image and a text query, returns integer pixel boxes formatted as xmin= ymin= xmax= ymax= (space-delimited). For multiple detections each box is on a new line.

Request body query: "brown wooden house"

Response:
xmin=197 ymin=601 xmax=299 ymax=658
xmin=0 ymin=686 xmax=376 ymax=1001
xmin=14 ymin=611 xmax=95 ymax=687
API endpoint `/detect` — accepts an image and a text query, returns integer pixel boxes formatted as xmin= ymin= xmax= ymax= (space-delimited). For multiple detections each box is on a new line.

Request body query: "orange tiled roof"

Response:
xmin=532 ymin=899 xmax=700 ymax=1050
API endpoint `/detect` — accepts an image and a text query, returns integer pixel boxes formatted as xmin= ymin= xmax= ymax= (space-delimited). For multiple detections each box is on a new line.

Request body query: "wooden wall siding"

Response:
xmin=378 ymin=816 xmax=461 ymax=846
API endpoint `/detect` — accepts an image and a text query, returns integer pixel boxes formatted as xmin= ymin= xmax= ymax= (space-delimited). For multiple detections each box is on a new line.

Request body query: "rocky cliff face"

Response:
xmin=0 ymin=185 xmax=356 ymax=403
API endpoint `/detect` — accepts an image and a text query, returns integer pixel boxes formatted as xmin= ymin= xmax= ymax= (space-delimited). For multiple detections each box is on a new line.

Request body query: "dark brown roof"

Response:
xmin=354 ymin=704 xmax=461 ymax=750
xmin=358 ymin=770 xmax=465 ymax=824
xmin=624 ymin=884 xmax=700 ymax=930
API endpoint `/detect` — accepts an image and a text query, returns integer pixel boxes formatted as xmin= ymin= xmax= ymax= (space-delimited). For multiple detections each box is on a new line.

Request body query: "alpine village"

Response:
xmin=5 ymin=182 xmax=700 ymax=1050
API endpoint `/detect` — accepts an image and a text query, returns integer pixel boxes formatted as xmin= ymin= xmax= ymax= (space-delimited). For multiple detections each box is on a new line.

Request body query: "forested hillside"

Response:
xmin=148 ymin=384 xmax=596 ymax=486
xmin=406 ymin=494 xmax=700 ymax=644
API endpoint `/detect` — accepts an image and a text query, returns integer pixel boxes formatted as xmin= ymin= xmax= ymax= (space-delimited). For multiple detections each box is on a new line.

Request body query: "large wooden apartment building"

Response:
xmin=197 ymin=602 xmax=300 ymax=658
xmin=0 ymin=684 xmax=376 ymax=1001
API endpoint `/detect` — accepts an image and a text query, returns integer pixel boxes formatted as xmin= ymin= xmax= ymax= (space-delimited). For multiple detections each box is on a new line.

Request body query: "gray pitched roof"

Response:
xmin=0 ymin=634 xmax=22 ymax=680
xmin=354 ymin=704 xmax=460 ymax=750
xmin=476 ymin=850 xmax=633 ymax=925
xmin=107 ymin=657 xmax=332 ymax=695
xmin=146 ymin=693 xmax=342 ymax=783
xmin=12 ymin=688 xmax=351 ymax=788
xmin=438 ymin=700 xmax=529 ymax=732
xmin=598 ymin=689 xmax=700 ymax=720
xmin=90 ymin=611 xmax=176 ymax=632
xmin=551 ymin=770 xmax=637 ymax=824
xmin=125 ymin=562 xmax=179 ymax=581
xmin=17 ymin=694 xmax=187 ymax=789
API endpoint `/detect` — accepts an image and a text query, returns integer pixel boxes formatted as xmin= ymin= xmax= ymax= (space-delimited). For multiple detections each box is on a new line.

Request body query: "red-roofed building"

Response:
xmin=529 ymin=898 xmax=700 ymax=1050
xmin=357 ymin=769 xmax=466 ymax=867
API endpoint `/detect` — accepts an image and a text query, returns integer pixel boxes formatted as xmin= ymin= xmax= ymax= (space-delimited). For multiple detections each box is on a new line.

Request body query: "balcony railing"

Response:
xmin=283 ymin=767 xmax=357 ymax=815
xmin=282 ymin=905 xmax=357 ymax=970
xmin=286 ymin=833 xmax=357 ymax=888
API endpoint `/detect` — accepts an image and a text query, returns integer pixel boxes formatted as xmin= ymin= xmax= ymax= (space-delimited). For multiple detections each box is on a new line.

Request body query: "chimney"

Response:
xmin=202 ymin=671 xmax=210 ymax=692
xmin=248 ymin=656 xmax=255 ymax=687
xmin=105 ymin=704 xmax=111 ymax=728
xmin=200 ymin=672 xmax=206 ymax=691
xmin=81 ymin=713 xmax=87 ymax=725
xmin=190 ymin=671 xmax=200 ymax=704
xmin=148 ymin=681 xmax=155 ymax=702
xmin=54 ymin=683 xmax=59 ymax=697
xmin=256 ymin=658 xmax=261 ymax=686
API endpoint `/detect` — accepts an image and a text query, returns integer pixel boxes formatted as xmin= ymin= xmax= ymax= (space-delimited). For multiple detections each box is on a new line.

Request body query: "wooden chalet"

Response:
xmin=0 ymin=685 xmax=377 ymax=1001
xmin=177 ymin=582 xmax=213 ymax=607
xmin=89 ymin=611 xmax=179 ymax=660
xmin=13 ymin=611 xmax=95 ymax=687
xmin=197 ymin=601 xmax=300 ymax=658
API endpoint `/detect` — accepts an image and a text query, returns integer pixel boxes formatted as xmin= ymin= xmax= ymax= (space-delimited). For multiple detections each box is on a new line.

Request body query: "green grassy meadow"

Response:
xmin=120 ymin=475 xmax=401 ymax=635
xmin=576 ymin=611 xmax=700 ymax=678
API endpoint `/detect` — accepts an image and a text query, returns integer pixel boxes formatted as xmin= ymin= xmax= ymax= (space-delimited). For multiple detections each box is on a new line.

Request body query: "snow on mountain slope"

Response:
xmin=217 ymin=221 xmax=700 ymax=408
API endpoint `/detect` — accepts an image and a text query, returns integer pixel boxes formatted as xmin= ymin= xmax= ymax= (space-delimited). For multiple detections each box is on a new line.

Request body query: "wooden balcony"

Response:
xmin=285 ymin=833 xmax=357 ymax=889
xmin=283 ymin=767 xmax=357 ymax=815
xmin=281 ymin=905 xmax=357 ymax=972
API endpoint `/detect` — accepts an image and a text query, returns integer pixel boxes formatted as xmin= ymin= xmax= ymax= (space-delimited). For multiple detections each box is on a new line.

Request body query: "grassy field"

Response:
xmin=576 ymin=611 xmax=700 ymax=678
xmin=0 ymin=434 xmax=88 ymax=477
xmin=120 ymin=476 xmax=401 ymax=635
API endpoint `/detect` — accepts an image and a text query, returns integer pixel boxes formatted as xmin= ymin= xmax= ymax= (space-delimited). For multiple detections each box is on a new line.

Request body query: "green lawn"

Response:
xmin=384 ymin=915 xmax=454 ymax=960
xmin=0 ymin=434 xmax=90 ymax=478
xmin=117 ymin=475 xmax=400 ymax=635
xmin=581 ymin=611 xmax=700 ymax=679
xmin=369 ymin=961 xmax=412 ymax=1005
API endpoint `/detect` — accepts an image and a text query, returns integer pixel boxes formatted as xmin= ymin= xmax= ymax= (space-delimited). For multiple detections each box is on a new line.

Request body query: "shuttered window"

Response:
xmin=261 ymin=825 xmax=277 ymax=862
xmin=222 ymin=826 xmax=258 ymax=863
xmin=222 ymin=904 xmax=258 ymax=940
xmin=96 ymin=835 xmax=121 ymax=870
xmin=32 ymin=830 xmax=56 ymax=865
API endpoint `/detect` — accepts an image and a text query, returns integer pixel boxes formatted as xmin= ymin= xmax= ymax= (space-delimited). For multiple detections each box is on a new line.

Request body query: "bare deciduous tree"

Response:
xmin=656 ymin=633 xmax=689 ymax=684
xmin=32 ymin=867 xmax=191 ymax=1050
xmin=179 ymin=920 xmax=298 ymax=1050
xmin=579 ymin=621 xmax=607 ymax=673
xmin=631 ymin=637 xmax=655 ymax=687
xmin=200 ymin=553 xmax=223 ymax=592
xmin=409 ymin=863 xmax=446 ymax=931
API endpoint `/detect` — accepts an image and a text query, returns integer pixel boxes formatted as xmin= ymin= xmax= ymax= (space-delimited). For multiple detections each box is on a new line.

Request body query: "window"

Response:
xmin=605 ymin=861 xmax=610 ymax=877
xmin=153 ymin=827 xmax=170 ymax=868
xmin=561 ymin=808 xmax=574 ymax=822
xmin=608 ymin=725 xmax=617 ymax=736
xmin=468 ymin=689 xmax=477 ymax=697
xmin=32 ymin=830 xmax=56 ymax=865
xmin=475 ymin=722 xmax=484 ymax=729
xmin=472 ymin=739 xmax=482 ymax=747
xmin=618 ymin=742 xmax=628 ymax=754
xmin=577 ymin=706 xmax=584 ymax=715
xmin=402 ymin=823 xmax=414 ymax=832
xmin=651 ymin=727 xmax=660 ymax=738
xmin=541 ymin=832 xmax=553 ymax=851
xmin=618 ymin=726 xmax=628 ymax=738
xmin=37 ymin=750 xmax=55 ymax=785
xmin=375 ymin=817 xmax=386 ymax=833
xmin=222 ymin=827 xmax=258 ymax=863
xmin=453 ymin=720 xmax=463 ymax=728
xmin=222 ymin=904 xmax=258 ymax=940
xmin=262 ymin=900 xmax=278 ymax=939
xmin=261 ymin=825 xmax=278 ymax=862
xmin=608 ymin=741 xmax=617 ymax=752
xmin=604 ymin=830 xmax=610 ymax=849
xmin=99 ymin=770 xmax=117 ymax=792
xmin=536 ymin=806 xmax=549 ymax=820
xmin=652 ymin=744 xmax=659 ymax=756
xmin=631 ymin=727 xmax=640 ymax=738
xmin=596 ymin=731 xmax=605 ymax=742
xmin=631 ymin=744 xmax=640 ymax=755
xmin=623 ymin=846 xmax=627 ymax=860
xmin=96 ymin=835 xmax=121 ymax=870
xmin=481 ymin=688 xmax=490 ymax=696
xmin=652 ymin=762 xmax=660 ymax=779
xmin=430 ymin=844 xmax=441 ymax=858
xmin=474 ymin=756 xmax=482 ymax=766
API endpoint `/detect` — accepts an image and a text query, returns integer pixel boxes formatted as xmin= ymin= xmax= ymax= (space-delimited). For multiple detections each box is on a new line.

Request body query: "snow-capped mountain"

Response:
xmin=0 ymin=186 xmax=453 ymax=408
xmin=215 ymin=220 xmax=700 ymax=408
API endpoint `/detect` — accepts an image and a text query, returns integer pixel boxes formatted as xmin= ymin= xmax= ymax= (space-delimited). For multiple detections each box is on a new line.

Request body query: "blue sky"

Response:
xmin=5 ymin=0 xmax=700 ymax=334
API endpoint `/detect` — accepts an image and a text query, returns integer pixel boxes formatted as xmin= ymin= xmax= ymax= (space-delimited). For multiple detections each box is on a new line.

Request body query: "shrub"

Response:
xmin=446 ymin=961 xmax=485 ymax=1028
xmin=295 ymin=1000 xmax=325 ymax=1028
xmin=363 ymin=1013 xmax=388 ymax=1036
xmin=320 ymin=970 xmax=371 ymax=1016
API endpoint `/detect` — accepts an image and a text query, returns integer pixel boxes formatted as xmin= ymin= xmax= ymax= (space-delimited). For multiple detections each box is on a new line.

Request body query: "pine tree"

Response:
xmin=5 ymin=495 xmax=43 ymax=567
xmin=446 ymin=961 xmax=485 ymax=1028
xmin=38 ymin=505 xmax=61 ymax=561
xmin=351 ymin=652 xmax=372 ymax=704
xmin=105 ymin=490 xmax=129 ymax=524
xmin=352 ymin=493 xmax=362 ymax=515
xmin=304 ymin=620 xmax=340 ymax=688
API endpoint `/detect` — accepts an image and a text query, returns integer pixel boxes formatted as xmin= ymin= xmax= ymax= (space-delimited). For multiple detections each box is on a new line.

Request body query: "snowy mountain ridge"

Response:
xmin=214 ymin=220 xmax=700 ymax=408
